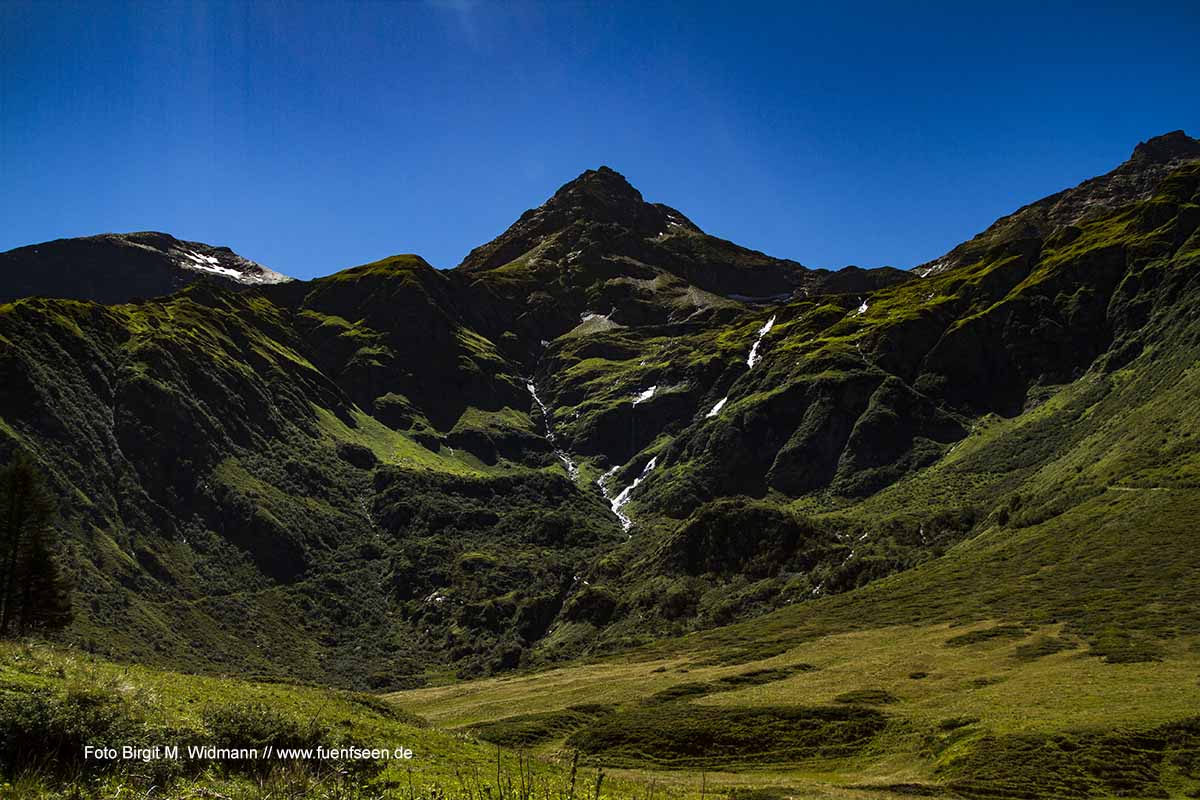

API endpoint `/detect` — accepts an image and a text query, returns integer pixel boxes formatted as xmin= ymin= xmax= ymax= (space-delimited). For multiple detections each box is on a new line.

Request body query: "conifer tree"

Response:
xmin=0 ymin=454 xmax=72 ymax=636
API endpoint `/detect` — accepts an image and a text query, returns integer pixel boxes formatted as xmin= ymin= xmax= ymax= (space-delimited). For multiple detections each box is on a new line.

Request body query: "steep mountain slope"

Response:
xmin=546 ymin=138 xmax=1200 ymax=651
xmin=0 ymin=261 xmax=618 ymax=686
xmin=0 ymin=231 xmax=292 ymax=304
xmin=0 ymin=133 xmax=1196 ymax=697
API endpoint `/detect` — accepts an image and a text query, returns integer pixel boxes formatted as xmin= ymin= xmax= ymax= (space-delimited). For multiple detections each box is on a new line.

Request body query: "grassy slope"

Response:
xmin=0 ymin=640 xmax=669 ymax=800
xmin=393 ymin=486 xmax=1200 ymax=797
xmin=0 ymin=639 xmax=960 ymax=800
xmin=0 ymin=258 xmax=621 ymax=689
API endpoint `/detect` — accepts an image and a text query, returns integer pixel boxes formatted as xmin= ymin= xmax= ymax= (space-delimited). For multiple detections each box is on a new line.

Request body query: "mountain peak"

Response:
xmin=457 ymin=167 xmax=697 ymax=272
xmin=1130 ymin=130 xmax=1200 ymax=163
xmin=534 ymin=165 xmax=657 ymax=229
xmin=549 ymin=165 xmax=645 ymax=208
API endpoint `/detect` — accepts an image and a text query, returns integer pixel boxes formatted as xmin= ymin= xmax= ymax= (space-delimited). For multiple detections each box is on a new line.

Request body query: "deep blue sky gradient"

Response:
xmin=2 ymin=1 xmax=1198 ymax=279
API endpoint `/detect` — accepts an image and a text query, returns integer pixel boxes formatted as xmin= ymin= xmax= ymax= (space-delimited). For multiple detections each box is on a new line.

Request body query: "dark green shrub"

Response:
xmin=202 ymin=701 xmax=384 ymax=780
xmin=1014 ymin=635 xmax=1078 ymax=661
xmin=0 ymin=682 xmax=147 ymax=774
xmin=202 ymin=701 xmax=328 ymax=753
xmin=944 ymin=624 xmax=1028 ymax=647
xmin=562 ymin=585 xmax=619 ymax=625
xmin=833 ymin=689 xmax=899 ymax=705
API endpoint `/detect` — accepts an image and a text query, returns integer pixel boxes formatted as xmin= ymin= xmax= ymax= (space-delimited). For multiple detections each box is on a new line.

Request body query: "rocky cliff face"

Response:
xmin=0 ymin=133 xmax=1198 ymax=687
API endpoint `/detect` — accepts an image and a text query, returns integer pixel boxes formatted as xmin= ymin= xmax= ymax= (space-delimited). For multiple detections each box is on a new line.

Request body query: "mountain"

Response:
xmin=0 ymin=231 xmax=292 ymax=304
xmin=0 ymin=132 xmax=1197 ymax=701
xmin=455 ymin=166 xmax=910 ymax=352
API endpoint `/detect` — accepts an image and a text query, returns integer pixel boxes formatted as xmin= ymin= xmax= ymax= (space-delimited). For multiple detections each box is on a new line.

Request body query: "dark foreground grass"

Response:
xmin=0 ymin=642 xmax=654 ymax=800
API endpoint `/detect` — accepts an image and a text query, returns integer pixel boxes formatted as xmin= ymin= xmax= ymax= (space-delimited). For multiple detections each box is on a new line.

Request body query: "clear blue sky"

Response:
xmin=2 ymin=1 xmax=1198 ymax=279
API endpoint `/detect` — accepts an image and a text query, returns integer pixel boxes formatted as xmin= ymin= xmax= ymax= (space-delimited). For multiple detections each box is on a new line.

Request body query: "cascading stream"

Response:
xmin=746 ymin=314 xmax=776 ymax=369
xmin=525 ymin=378 xmax=579 ymax=481
xmin=598 ymin=457 xmax=659 ymax=533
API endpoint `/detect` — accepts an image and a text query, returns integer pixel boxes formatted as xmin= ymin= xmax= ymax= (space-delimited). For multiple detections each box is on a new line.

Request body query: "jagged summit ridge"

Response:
xmin=1130 ymin=129 xmax=1200 ymax=163
xmin=549 ymin=165 xmax=647 ymax=208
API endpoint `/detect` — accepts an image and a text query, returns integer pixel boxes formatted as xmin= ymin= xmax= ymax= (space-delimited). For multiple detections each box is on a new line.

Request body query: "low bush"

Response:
xmin=0 ymin=680 xmax=151 ymax=774
xmin=833 ymin=689 xmax=899 ymax=705
xmin=944 ymin=625 xmax=1028 ymax=647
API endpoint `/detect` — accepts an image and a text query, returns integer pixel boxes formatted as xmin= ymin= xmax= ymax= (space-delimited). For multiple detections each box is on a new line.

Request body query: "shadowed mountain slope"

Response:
xmin=0 ymin=231 xmax=292 ymax=305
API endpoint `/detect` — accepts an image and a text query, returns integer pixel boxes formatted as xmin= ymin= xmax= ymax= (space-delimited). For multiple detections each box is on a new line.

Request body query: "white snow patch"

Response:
xmin=180 ymin=250 xmax=243 ymax=279
xmin=706 ymin=396 xmax=729 ymax=418
xmin=185 ymin=250 xmax=220 ymax=265
xmin=197 ymin=264 xmax=242 ymax=278
xmin=915 ymin=258 xmax=952 ymax=278
xmin=632 ymin=385 xmax=658 ymax=406
xmin=746 ymin=315 xmax=776 ymax=369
